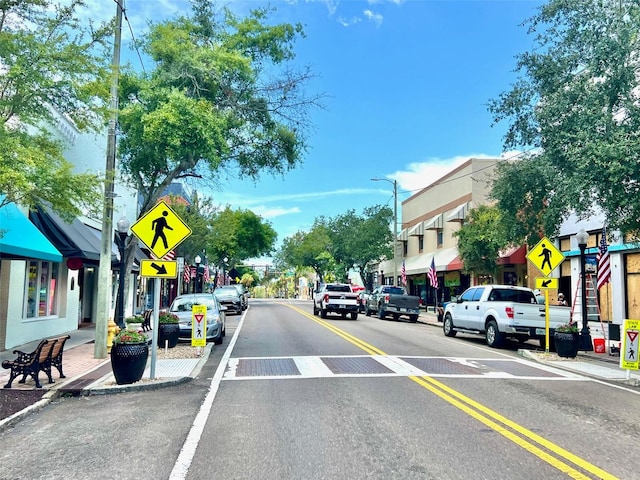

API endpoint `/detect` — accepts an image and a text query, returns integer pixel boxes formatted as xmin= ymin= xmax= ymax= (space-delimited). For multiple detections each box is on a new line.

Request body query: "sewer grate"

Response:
xmin=236 ymin=358 xmax=300 ymax=377
xmin=321 ymin=356 xmax=393 ymax=375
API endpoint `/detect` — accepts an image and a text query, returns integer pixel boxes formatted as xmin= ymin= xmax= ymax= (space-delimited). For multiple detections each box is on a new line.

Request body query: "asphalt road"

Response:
xmin=0 ymin=298 xmax=638 ymax=480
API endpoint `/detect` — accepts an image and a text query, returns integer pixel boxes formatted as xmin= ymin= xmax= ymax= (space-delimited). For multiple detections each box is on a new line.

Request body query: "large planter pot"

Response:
xmin=110 ymin=342 xmax=149 ymax=385
xmin=554 ymin=331 xmax=580 ymax=358
xmin=158 ymin=323 xmax=180 ymax=348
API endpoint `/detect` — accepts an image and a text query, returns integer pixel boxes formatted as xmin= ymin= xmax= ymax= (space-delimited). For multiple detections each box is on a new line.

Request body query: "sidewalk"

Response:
xmin=0 ymin=326 xmax=211 ymax=429
xmin=417 ymin=309 xmax=640 ymax=386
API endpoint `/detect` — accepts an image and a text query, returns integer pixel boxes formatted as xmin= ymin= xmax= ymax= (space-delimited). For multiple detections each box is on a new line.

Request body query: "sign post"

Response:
xmin=526 ymin=237 xmax=566 ymax=353
xmin=130 ymin=200 xmax=192 ymax=379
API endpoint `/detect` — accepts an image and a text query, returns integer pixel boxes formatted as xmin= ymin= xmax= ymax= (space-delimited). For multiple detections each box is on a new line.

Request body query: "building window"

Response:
xmin=418 ymin=235 xmax=424 ymax=252
xmin=25 ymin=260 xmax=59 ymax=318
xmin=403 ymin=240 xmax=408 ymax=256
xmin=437 ymin=229 xmax=443 ymax=248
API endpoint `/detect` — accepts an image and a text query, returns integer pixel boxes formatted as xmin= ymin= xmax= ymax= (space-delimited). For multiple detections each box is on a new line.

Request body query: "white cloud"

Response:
xmin=250 ymin=205 xmax=301 ymax=219
xmin=363 ymin=10 xmax=383 ymax=27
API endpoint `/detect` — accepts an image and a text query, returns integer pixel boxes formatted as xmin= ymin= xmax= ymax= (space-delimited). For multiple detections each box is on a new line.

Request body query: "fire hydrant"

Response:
xmin=107 ymin=318 xmax=121 ymax=353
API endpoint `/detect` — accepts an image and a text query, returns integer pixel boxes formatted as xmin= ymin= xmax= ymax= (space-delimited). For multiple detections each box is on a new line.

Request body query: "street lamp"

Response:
xmin=194 ymin=254 xmax=202 ymax=293
xmin=115 ymin=216 xmax=130 ymax=329
xmin=371 ymin=177 xmax=398 ymax=286
xmin=576 ymin=228 xmax=593 ymax=351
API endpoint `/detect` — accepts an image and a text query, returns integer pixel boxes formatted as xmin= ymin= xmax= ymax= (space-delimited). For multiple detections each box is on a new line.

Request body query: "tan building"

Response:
xmin=376 ymin=157 xmax=527 ymax=309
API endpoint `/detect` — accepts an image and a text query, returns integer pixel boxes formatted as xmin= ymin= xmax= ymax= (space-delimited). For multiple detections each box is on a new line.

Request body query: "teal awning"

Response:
xmin=0 ymin=201 xmax=62 ymax=262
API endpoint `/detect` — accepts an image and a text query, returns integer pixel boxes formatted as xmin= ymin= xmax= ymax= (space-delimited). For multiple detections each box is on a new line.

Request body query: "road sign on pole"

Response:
xmin=140 ymin=259 xmax=178 ymax=278
xmin=526 ymin=236 xmax=565 ymax=277
xmin=535 ymin=277 xmax=559 ymax=290
xmin=621 ymin=319 xmax=639 ymax=371
xmin=130 ymin=200 xmax=192 ymax=259
xmin=191 ymin=305 xmax=207 ymax=347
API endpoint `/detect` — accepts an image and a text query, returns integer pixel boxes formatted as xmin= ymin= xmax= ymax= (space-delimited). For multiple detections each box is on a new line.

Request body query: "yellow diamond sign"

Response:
xmin=130 ymin=201 xmax=192 ymax=259
xmin=526 ymin=236 xmax=565 ymax=277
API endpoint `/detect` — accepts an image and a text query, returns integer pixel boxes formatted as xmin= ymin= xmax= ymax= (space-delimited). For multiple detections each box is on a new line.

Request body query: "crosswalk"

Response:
xmin=223 ymin=355 xmax=585 ymax=381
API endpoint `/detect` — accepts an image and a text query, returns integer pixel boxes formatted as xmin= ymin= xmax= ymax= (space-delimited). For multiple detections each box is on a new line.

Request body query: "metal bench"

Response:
xmin=1 ymin=335 xmax=71 ymax=388
xmin=141 ymin=309 xmax=153 ymax=332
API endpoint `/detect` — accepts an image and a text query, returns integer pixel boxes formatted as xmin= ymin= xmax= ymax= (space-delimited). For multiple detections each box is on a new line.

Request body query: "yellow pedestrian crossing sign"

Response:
xmin=130 ymin=201 xmax=192 ymax=259
xmin=535 ymin=277 xmax=559 ymax=290
xmin=621 ymin=319 xmax=639 ymax=370
xmin=191 ymin=305 xmax=207 ymax=347
xmin=526 ymin=236 xmax=565 ymax=277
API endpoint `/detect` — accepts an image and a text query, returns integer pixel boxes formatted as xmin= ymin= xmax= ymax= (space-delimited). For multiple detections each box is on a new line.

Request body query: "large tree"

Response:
xmin=0 ymin=0 xmax=112 ymax=219
xmin=488 ymin=0 xmax=640 ymax=240
xmin=275 ymin=225 xmax=334 ymax=283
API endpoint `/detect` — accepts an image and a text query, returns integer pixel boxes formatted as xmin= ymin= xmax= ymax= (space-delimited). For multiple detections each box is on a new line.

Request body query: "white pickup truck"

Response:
xmin=312 ymin=283 xmax=360 ymax=320
xmin=442 ymin=285 xmax=571 ymax=348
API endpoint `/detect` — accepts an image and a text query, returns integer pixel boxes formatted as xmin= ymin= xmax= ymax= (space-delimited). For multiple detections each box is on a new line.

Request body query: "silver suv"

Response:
xmin=227 ymin=283 xmax=248 ymax=310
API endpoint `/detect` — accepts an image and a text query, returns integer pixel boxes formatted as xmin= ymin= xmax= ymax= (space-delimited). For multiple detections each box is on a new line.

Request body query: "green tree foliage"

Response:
xmin=207 ymin=206 xmax=277 ymax=266
xmin=275 ymin=224 xmax=334 ymax=283
xmin=117 ymin=1 xmax=323 ymax=218
xmin=454 ymin=205 xmax=507 ymax=280
xmin=0 ymin=0 xmax=112 ymax=218
xmin=488 ymin=0 xmax=640 ymax=239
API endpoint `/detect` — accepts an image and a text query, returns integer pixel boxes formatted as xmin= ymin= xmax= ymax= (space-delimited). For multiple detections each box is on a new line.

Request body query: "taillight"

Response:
xmin=505 ymin=307 xmax=514 ymax=319
xmin=384 ymin=294 xmax=390 ymax=303
xmin=324 ymin=293 xmax=329 ymax=303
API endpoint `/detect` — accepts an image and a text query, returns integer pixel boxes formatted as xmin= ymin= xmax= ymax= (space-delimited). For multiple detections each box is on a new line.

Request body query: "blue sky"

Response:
xmin=91 ymin=0 xmax=543 ymax=254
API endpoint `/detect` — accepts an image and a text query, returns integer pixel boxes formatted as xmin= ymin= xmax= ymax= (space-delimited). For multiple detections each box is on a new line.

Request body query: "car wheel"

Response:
xmin=443 ymin=313 xmax=457 ymax=337
xmin=392 ymin=313 xmax=399 ymax=320
xmin=409 ymin=315 xmax=418 ymax=323
xmin=377 ymin=306 xmax=386 ymax=319
xmin=320 ymin=308 xmax=327 ymax=318
xmin=214 ymin=334 xmax=223 ymax=345
xmin=485 ymin=320 xmax=504 ymax=348
xmin=350 ymin=312 xmax=358 ymax=320
xmin=313 ymin=304 xmax=319 ymax=316
xmin=365 ymin=306 xmax=371 ymax=316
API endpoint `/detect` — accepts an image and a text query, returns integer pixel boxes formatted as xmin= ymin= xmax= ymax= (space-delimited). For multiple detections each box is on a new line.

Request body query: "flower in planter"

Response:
xmin=124 ymin=315 xmax=145 ymax=324
xmin=113 ymin=330 xmax=148 ymax=344
xmin=555 ymin=321 xmax=579 ymax=333
xmin=158 ymin=312 xmax=180 ymax=324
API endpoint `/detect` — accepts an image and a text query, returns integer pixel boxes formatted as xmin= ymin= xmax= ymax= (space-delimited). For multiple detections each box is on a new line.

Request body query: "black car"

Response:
xmin=213 ymin=286 xmax=243 ymax=315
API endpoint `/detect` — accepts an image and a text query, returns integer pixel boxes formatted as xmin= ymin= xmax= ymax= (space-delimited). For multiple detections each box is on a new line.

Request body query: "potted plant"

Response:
xmin=124 ymin=315 xmax=144 ymax=332
xmin=158 ymin=312 xmax=180 ymax=348
xmin=553 ymin=321 xmax=580 ymax=358
xmin=110 ymin=329 xmax=149 ymax=385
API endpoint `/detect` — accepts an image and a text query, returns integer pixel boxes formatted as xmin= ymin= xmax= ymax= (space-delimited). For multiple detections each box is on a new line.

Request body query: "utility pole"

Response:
xmin=371 ymin=178 xmax=398 ymax=286
xmin=95 ymin=0 xmax=124 ymax=358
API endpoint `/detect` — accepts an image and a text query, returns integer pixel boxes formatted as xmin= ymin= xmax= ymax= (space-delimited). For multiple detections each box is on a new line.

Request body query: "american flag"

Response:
xmin=428 ymin=257 xmax=438 ymax=289
xmin=183 ymin=265 xmax=191 ymax=284
xmin=401 ymin=260 xmax=407 ymax=286
xmin=596 ymin=225 xmax=611 ymax=290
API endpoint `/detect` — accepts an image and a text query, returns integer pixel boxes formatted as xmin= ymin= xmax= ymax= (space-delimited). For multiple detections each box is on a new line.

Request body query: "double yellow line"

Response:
xmin=285 ymin=303 xmax=617 ymax=480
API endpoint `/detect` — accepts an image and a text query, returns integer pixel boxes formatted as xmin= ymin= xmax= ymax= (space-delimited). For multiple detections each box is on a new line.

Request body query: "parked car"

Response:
xmin=312 ymin=283 xmax=359 ymax=319
xmin=168 ymin=293 xmax=226 ymax=345
xmin=213 ymin=286 xmax=243 ymax=315
xmin=364 ymin=285 xmax=420 ymax=322
xmin=228 ymin=283 xmax=248 ymax=310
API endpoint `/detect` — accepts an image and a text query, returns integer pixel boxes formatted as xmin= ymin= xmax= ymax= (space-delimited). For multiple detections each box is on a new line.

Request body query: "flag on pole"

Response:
xmin=596 ymin=225 xmax=611 ymax=290
xmin=428 ymin=257 xmax=438 ymax=289
xmin=183 ymin=265 xmax=191 ymax=284
xmin=203 ymin=264 xmax=210 ymax=283
xmin=401 ymin=260 xmax=407 ymax=286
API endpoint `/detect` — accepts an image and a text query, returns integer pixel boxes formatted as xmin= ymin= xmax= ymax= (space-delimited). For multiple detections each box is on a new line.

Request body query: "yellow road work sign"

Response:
xmin=140 ymin=259 xmax=177 ymax=278
xmin=130 ymin=201 xmax=192 ymax=259
xmin=535 ymin=277 xmax=559 ymax=290
xmin=526 ymin=236 xmax=565 ymax=277
xmin=191 ymin=305 xmax=207 ymax=347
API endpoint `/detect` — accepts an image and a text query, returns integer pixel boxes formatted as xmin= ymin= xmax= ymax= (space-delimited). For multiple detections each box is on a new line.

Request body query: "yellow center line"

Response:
xmin=283 ymin=302 xmax=619 ymax=480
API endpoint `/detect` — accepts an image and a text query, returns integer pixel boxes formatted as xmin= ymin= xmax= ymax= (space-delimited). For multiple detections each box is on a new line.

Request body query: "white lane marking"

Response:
xmin=294 ymin=356 xmax=334 ymax=377
xmin=169 ymin=307 xmax=247 ymax=480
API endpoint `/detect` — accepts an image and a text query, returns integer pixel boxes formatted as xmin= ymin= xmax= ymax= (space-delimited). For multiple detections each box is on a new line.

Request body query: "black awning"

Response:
xmin=29 ymin=205 xmax=117 ymax=265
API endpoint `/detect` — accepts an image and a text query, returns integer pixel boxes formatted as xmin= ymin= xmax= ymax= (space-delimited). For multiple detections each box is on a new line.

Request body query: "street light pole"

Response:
xmin=194 ymin=254 xmax=202 ymax=293
xmin=115 ymin=216 xmax=130 ymax=329
xmin=576 ymin=229 xmax=593 ymax=351
xmin=371 ymin=178 xmax=398 ymax=286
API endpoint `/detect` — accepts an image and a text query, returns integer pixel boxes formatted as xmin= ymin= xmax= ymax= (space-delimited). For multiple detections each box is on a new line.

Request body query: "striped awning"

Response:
xmin=446 ymin=202 xmax=470 ymax=222
xmin=424 ymin=213 xmax=444 ymax=230
xmin=408 ymin=222 xmax=424 ymax=236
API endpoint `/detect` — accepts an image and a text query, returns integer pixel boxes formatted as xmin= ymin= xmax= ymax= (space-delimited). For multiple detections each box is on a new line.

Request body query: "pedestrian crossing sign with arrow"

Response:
xmin=130 ymin=200 xmax=192 ymax=259
xmin=140 ymin=259 xmax=177 ymax=278
xmin=526 ymin=236 xmax=565 ymax=277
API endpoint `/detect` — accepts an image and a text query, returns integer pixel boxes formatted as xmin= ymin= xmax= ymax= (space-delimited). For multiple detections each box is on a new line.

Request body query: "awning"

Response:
xmin=408 ymin=222 xmax=424 ymax=236
xmin=397 ymin=228 xmax=408 ymax=241
xmin=498 ymin=245 xmax=527 ymax=265
xmin=446 ymin=202 xmax=470 ymax=222
xmin=404 ymin=247 xmax=458 ymax=275
xmin=0 ymin=201 xmax=62 ymax=262
xmin=447 ymin=256 xmax=464 ymax=271
xmin=29 ymin=205 xmax=117 ymax=265
xmin=424 ymin=213 xmax=443 ymax=230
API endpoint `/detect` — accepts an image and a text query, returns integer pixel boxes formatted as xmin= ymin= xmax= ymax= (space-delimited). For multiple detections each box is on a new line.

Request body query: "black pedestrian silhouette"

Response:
xmin=629 ymin=346 xmax=635 ymax=360
xmin=539 ymin=244 xmax=553 ymax=270
xmin=151 ymin=210 xmax=173 ymax=249
xmin=197 ymin=328 xmax=202 ymax=337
